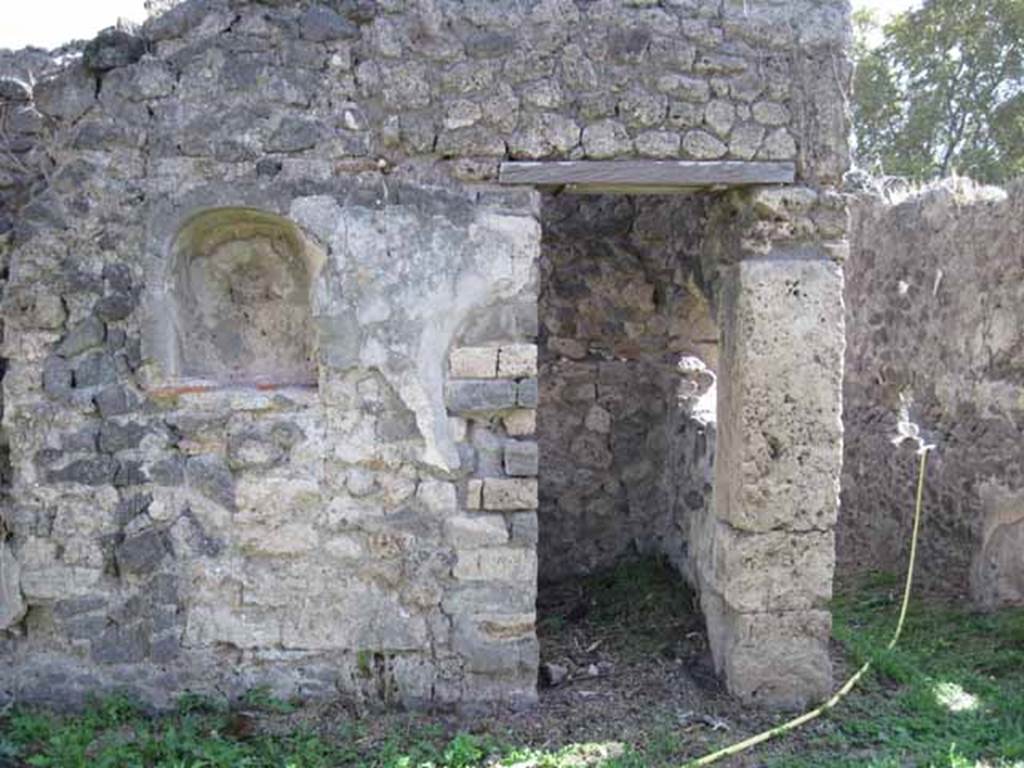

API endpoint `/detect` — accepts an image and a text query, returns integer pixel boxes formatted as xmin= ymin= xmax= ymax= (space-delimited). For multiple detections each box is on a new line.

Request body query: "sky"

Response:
xmin=1 ymin=0 xmax=923 ymax=52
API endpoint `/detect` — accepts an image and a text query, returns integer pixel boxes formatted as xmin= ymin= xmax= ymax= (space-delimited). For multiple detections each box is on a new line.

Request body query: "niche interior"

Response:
xmin=168 ymin=208 xmax=323 ymax=386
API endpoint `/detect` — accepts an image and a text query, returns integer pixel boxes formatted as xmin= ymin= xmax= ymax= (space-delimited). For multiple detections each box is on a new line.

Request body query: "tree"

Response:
xmin=852 ymin=0 xmax=1024 ymax=184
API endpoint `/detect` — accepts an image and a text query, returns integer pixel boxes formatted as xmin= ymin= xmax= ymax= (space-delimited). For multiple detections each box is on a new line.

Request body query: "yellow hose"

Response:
xmin=684 ymin=449 xmax=930 ymax=767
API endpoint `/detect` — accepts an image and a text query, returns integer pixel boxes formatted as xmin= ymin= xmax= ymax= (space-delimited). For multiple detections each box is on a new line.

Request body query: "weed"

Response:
xmin=240 ymin=684 xmax=298 ymax=714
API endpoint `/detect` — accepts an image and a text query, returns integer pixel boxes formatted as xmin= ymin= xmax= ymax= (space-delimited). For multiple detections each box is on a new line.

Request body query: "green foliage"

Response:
xmin=853 ymin=0 xmax=1024 ymax=184
xmin=769 ymin=577 xmax=1024 ymax=767
xmin=240 ymin=685 xmax=298 ymax=715
xmin=542 ymin=557 xmax=697 ymax=661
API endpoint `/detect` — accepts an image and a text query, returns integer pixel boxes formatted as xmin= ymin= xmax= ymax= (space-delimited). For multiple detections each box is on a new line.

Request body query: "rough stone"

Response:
xmin=446 ymin=380 xmax=517 ymax=413
xmin=516 ymin=379 xmax=538 ymax=408
xmin=91 ymin=624 xmax=149 ymax=664
xmin=0 ymin=77 xmax=31 ymax=102
xmin=95 ymin=293 xmax=136 ymax=322
xmin=33 ymin=63 xmax=95 ymax=121
xmin=83 ymin=26 xmax=146 ymax=72
xmin=760 ymin=128 xmax=797 ymax=160
xmin=299 ymin=5 xmax=358 ymax=41
xmin=0 ymin=541 xmax=26 ymax=630
xmin=453 ymin=547 xmax=537 ymax=582
xmin=49 ymin=457 xmax=120 ymax=486
xmin=503 ymin=410 xmax=537 ymax=437
xmin=656 ymin=74 xmax=710 ymax=102
xmin=94 ymin=386 xmax=135 ymax=418
xmin=635 ymin=130 xmax=681 ymax=158
xmin=497 ymin=345 xmax=537 ymax=378
xmin=185 ymin=455 xmax=236 ymax=511
xmin=116 ymin=529 xmax=171 ymax=576
xmin=704 ymin=99 xmax=735 ymax=137
xmin=682 ymin=130 xmax=727 ymax=159
xmin=729 ymin=123 xmax=765 ymax=159
xmin=581 ymin=120 xmax=633 ymax=159
xmin=445 ymin=515 xmax=509 ymax=548
xmin=753 ymin=101 xmax=790 ymax=126
xmin=466 ymin=479 xmax=484 ymax=511
xmin=504 ymin=441 xmax=539 ymax=477
xmin=703 ymin=594 xmax=832 ymax=709
xmin=98 ymin=421 xmax=148 ymax=453
xmin=450 ymin=347 xmax=498 ymax=378
xmin=266 ymin=117 xmax=322 ymax=153
xmin=57 ymin=317 xmax=106 ymax=359
xmin=42 ymin=357 xmax=73 ymax=398
xmin=73 ymin=352 xmax=118 ymax=389
xmin=483 ymin=479 xmax=539 ymax=510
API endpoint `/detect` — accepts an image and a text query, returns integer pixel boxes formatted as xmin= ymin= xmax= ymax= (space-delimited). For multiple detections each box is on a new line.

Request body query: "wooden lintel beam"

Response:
xmin=498 ymin=160 xmax=796 ymax=188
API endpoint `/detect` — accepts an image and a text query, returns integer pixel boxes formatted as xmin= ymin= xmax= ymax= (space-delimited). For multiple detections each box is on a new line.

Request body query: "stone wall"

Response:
xmin=537 ymin=193 xmax=716 ymax=581
xmin=0 ymin=0 xmax=851 ymax=710
xmin=687 ymin=184 xmax=848 ymax=708
xmin=0 ymin=164 xmax=542 ymax=709
xmin=842 ymin=180 xmax=1024 ymax=608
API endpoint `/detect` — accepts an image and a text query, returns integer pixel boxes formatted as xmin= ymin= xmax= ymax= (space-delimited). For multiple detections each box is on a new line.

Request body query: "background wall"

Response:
xmin=841 ymin=179 xmax=1024 ymax=607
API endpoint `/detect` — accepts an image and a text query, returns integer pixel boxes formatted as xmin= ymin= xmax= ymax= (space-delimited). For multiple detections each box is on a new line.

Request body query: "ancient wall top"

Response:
xmin=4 ymin=0 xmax=851 ymax=200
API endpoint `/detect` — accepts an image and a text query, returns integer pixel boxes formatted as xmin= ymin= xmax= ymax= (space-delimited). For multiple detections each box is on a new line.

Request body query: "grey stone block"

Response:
xmin=91 ymin=624 xmax=149 ymax=664
xmin=53 ymin=595 xmax=107 ymax=619
xmin=149 ymin=633 xmax=181 ymax=663
xmin=73 ymin=352 xmax=118 ymax=389
xmin=266 ymin=117 xmax=321 ymax=153
xmin=83 ymin=27 xmax=146 ymax=72
xmin=446 ymin=380 xmax=518 ymax=413
xmin=114 ymin=493 xmax=153 ymax=526
xmin=0 ymin=77 xmax=31 ymax=102
xmin=503 ymin=441 xmax=539 ymax=477
xmin=116 ymin=529 xmax=171 ymax=577
xmin=299 ymin=5 xmax=357 ymax=41
xmin=102 ymin=263 xmax=133 ymax=293
xmin=49 ymin=457 xmax=119 ymax=486
xmin=65 ymin=614 xmax=111 ymax=640
xmin=465 ymin=31 xmax=516 ymax=59
xmin=94 ymin=386 xmax=135 ymax=417
xmin=516 ymin=379 xmax=538 ymax=408
xmin=95 ymin=292 xmax=136 ymax=322
xmin=57 ymin=317 xmax=105 ymax=358
xmin=34 ymin=63 xmax=95 ymax=121
xmin=42 ymin=356 xmax=73 ymax=399
xmin=510 ymin=512 xmax=539 ymax=546
xmin=148 ymin=457 xmax=185 ymax=486
xmin=61 ymin=427 xmax=99 ymax=453
xmin=186 ymin=455 xmax=236 ymax=511
xmin=99 ymin=421 xmax=147 ymax=453
xmin=147 ymin=573 xmax=179 ymax=606
xmin=114 ymin=460 xmax=147 ymax=488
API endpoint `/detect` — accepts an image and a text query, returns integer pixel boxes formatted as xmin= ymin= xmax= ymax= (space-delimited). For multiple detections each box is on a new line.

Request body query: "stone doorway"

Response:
xmin=536 ymin=192 xmax=717 ymax=583
xmin=510 ymin=162 xmax=846 ymax=710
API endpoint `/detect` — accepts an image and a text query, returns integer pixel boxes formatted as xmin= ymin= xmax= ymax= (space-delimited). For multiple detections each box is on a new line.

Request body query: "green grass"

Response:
xmin=537 ymin=556 xmax=699 ymax=661
xmin=766 ymin=572 xmax=1024 ymax=768
xmin=1 ymin=566 xmax=1022 ymax=768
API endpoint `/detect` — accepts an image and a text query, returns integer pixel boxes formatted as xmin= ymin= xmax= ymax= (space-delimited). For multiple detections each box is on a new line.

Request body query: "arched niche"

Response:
xmin=166 ymin=207 xmax=324 ymax=386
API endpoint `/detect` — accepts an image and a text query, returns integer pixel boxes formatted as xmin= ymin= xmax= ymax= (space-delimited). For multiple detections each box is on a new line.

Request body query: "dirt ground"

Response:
xmin=258 ymin=560 xmax=835 ymax=766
